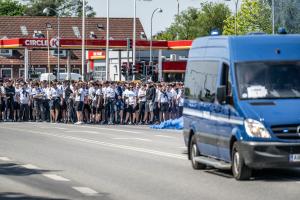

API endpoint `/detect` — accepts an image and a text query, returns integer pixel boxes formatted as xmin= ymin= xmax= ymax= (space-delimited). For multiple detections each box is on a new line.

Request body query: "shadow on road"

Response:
xmin=204 ymin=168 xmax=300 ymax=182
xmin=0 ymin=193 xmax=69 ymax=200
xmin=0 ymin=163 xmax=55 ymax=177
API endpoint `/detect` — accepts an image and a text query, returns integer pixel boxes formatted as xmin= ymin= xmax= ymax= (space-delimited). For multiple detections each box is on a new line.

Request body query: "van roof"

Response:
xmin=189 ymin=34 xmax=300 ymax=63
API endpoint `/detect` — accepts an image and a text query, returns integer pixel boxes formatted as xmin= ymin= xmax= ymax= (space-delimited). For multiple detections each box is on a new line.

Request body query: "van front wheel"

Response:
xmin=232 ymin=143 xmax=252 ymax=180
xmin=190 ymin=135 xmax=206 ymax=170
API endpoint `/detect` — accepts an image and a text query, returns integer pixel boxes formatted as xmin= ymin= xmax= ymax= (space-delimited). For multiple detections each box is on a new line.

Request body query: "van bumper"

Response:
xmin=238 ymin=141 xmax=300 ymax=169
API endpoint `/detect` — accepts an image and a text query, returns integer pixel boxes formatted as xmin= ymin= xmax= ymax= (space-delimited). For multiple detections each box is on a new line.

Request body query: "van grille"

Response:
xmin=271 ymin=124 xmax=300 ymax=140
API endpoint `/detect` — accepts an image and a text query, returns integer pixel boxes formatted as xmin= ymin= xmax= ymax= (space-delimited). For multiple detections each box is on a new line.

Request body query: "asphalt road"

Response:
xmin=0 ymin=122 xmax=300 ymax=200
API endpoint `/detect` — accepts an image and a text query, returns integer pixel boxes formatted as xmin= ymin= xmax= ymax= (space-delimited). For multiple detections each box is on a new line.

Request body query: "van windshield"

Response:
xmin=236 ymin=61 xmax=300 ymax=99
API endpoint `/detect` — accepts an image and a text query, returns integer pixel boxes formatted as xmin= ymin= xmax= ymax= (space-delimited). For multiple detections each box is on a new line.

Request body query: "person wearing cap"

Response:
xmin=31 ymin=82 xmax=44 ymax=122
xmin=74 ymin=82 xmax=85 ymax=125
xmin=0 ymin=81 xmax=5 ymax=121
xmin=144 ymin=82 xmax=156 ymax=124
xmin=105 ymin=82 xmax=116 ymax=125
xmin=123 ymin=85 xmax=136 ymax=125
xmin=49 ymin=82 xmax=62 ymax=123
xmin=4 ymin=80 xmax=15 ymax=121
xmin=88 ymin=81 xmax=96 ymax=123
xmin=19 ymin=82 xmax=30 ymax=121
xmin=13 ymin=82 xmax=21 ymax=122
xmin=64 ymin=81 xmax=75 ymax=123
xmin=96 ymin=83 xmax=104 ymax=124
xmin=42 ymin=81 xmax=51 ymax=122
xmin=137 ymin=84 xmax=147 ymax=124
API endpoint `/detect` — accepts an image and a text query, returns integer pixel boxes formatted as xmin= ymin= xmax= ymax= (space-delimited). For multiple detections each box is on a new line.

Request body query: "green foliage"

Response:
xmin=23 ymin=0 xmax=96 ymax=17
xmin=155 ymin=2 xmax=231 ymax=40
xmin=223 ymin=0 xmax=272 ymax=35
xmin=0 ymin=0 xmax=25 ymax=16
xmin=273 ymin=0 xmax=300 ymax=33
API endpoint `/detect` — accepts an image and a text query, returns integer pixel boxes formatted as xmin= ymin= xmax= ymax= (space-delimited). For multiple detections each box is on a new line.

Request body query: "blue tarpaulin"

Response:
xmin=150 ymin=117 xmax=183 ymax=130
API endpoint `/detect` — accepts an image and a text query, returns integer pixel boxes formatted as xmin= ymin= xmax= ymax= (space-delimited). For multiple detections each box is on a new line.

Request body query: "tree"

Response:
xmin=155 ymin=2 xmax=231 ymax=40
xmin=0 ymin=0 xmax=25 ymax=16
xmin=223 ymin=0 xmax=272 ymax=35
xmin=272 ymin=0 xmax=300 ymax=33
xmin=23 ymin=0 xmax=96 ymax=17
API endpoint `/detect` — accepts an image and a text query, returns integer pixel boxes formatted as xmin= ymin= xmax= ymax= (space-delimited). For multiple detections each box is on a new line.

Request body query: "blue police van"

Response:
xmin=183 ymin=34 xmax=300 ymax=180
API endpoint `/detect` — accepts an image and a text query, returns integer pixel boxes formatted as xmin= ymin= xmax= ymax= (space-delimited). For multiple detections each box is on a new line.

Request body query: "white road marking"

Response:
xmin=3 ymin=127 xmax=186 ymax=160
xmin=65 ymin=130 xmax=98 ymax=134
xmin=56 ymin=127 xmax=67 ymax=130
xmin=0 ymin=157 xmax=11 ymax=161
xmin=72 ymin=187 xmax=98 ymax=196
xmin=42 ymin=174 xmax=70 ymax=181
xmin=155 ymin=135 xmax=176 ymax=139
xmin=112 ymin=137 xmax=152 ymax=142
xmin=22 ymin=164 xmax=41 ymax=170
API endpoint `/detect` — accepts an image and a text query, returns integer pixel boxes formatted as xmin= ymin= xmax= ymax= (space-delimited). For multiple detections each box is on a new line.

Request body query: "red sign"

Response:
xmin=87 ymin=51 xmax=106 ymax=60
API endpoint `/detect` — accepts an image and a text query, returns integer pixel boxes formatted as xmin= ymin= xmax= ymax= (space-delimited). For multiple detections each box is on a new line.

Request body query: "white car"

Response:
xmin=40 ymin=73 xmax=82 ymax=81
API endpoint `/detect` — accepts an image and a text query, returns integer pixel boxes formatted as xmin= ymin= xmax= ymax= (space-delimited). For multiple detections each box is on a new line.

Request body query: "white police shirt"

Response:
xmin=19 ymin=88 xmax=30 ymax=104
xmin=106 ymin=87 xmax=115 ymax=99
xmin=49 ymin=87 xmax=61 ymax=99
xmin=75 ymin=88 xmax=85 ymax=102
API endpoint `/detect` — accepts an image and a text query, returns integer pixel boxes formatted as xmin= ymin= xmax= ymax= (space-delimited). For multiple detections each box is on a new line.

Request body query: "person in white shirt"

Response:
xmin=74 ymin=82 xmax=85 ymax=124
xmin=176 ymin=83 xmax=184 ymax=117
xmin=96 ymin=84 xmax=103 ymax=123
xmin=105 ymin=82 xmax=116 ymax=125
xmin=19 ymin=82 xmax=31 ymax=121
xmin=31 ymin=82 xmax=45 ymax=122
xmin=13 ymin=82 xmax=21 ymax=122
xmin=88 ymin=81 xmax=96 ymax=123
xmin=49 ymin=82 xmax=62 ymax=123
xmin=137 ymin=84 xmax=147 ymax=124
xmin=158 ymin=85 xmax=169 ymax=122
xmin=169 ymin=84 xmax=178 ymax=119
xmin=123 ymin=86 xmax=136 ymax=125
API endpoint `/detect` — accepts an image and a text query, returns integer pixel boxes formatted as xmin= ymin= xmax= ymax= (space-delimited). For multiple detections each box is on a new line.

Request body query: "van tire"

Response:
xmin=190 ymin=135 xmax=206 ymax=170
xmin=232 ymin=143 xmax=252 ymax=180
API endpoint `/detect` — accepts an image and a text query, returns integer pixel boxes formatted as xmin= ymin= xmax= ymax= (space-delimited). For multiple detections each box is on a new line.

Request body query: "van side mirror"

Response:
xmin=217 ymin=86 xmax=226 ymax=104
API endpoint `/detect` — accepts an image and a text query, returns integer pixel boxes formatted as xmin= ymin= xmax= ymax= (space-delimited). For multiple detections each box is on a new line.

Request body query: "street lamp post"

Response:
xmin=106 ymin=0 xmax=110 ymax=81
xmin=82 ymin=0 xmax=86 ymax=81
xmin=133 ymin=0 xmax=137 ymax=81
xmin=43 ymin=7 xmax=61 ymax=80
xmin=176 ymin=0 xmax=180 ymax=40
xmin=272 ymin=0 xmax=275 ymax=34
xmin=133 ymin=0 xmax=152 ymax=81
xmin=46 ymin=22 xmax=52 ymax=84
xmin=150 ymin=8 xmax=163 ymax=68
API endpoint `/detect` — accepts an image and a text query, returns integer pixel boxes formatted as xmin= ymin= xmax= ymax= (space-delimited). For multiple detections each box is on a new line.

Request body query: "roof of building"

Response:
xmin=0 ymin=16 xmax=145 ymax=40
xmin=0 ymin=16 xmax=145 ymax=66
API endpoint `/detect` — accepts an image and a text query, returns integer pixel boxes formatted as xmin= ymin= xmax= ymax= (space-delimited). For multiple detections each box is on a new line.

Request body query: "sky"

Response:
xmin=88 ymin=0 xmax=235 ymax=37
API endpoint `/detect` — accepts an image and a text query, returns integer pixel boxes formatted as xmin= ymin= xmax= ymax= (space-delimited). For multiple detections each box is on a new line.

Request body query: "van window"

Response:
xmin=185 ymin=60 xmax=219 ymax=102
xmin=236 ymin=61 xmax=300 ymax=99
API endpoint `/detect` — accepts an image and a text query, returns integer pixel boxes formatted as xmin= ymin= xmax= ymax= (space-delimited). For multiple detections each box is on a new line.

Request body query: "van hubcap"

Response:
xmin=233 ymin=151 xmax=240 ymax=175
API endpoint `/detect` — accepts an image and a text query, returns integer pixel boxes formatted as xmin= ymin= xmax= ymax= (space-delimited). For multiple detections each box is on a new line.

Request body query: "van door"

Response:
xmin=184 ymin=60 xmax=219 ymax=158
xmin=213 ymin=63 xmax=241 ymax=162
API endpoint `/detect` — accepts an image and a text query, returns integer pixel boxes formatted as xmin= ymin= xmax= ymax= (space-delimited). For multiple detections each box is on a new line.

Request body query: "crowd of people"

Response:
xmin=0 ymin=79 xmax=184 ymax=125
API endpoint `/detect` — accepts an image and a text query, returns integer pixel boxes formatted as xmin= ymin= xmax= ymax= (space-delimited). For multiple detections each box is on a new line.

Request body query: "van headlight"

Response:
xmin=244 ymin=119 xmax=271 ymax=138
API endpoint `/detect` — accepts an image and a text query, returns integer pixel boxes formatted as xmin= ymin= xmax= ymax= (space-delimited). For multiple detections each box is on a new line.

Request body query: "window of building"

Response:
xmin=58 ymin=68 xmax=66 ymax=73
xmin=0 ymin=49 xmax=13 ymax=56
xmin=72 ymin=68 xmax=80 ymax=74
xmin=1 ymin=68 xmax=12 ymax=79
xmin=19 ymin=68 xmax=25 ymax=78
xmin=35 ymin=68 xmax=47 ymax=75
xmin=184 ymin=60 xmax=219 ymax=102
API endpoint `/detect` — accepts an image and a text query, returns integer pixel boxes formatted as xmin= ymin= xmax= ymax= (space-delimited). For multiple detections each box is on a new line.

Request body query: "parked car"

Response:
xmin=40 ymin=73 xmax=82 ymax=81
xmin=183 ymin=34 xmax=300 ymax=180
